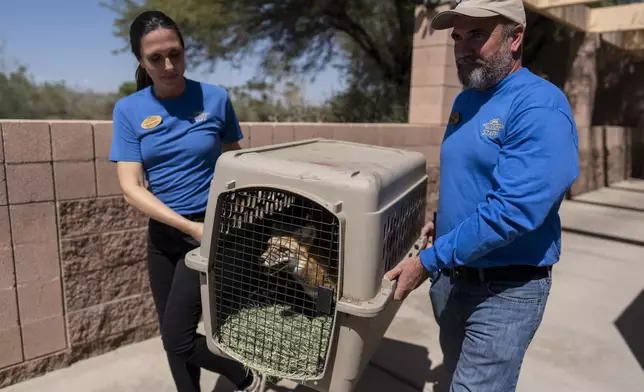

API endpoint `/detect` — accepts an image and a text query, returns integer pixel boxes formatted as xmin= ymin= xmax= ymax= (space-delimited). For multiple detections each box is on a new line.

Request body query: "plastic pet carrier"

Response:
xmin=185 ymin=138 xmax=428 ymax=392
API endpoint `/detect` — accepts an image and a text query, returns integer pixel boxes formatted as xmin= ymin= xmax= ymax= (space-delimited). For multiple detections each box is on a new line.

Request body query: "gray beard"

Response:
xmin=457 ymin=42 xmax=514 ymax=90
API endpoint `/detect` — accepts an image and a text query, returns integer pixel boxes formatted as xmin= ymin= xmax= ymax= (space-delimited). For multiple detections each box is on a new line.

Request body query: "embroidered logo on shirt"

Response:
xmin=141 ymin=115 xmax=162 ymax=130
xmin=482 ymin=118 xmax=504 ymax=137
xmin=193 ymin=111 xmax=209 ymax=123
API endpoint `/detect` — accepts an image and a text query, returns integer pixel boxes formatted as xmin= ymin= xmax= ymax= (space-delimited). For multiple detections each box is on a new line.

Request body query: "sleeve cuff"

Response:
xmin=419 ymin=246 xmax=438 ymax=273
xmin=108 ymin=154 xmax=143 ymax=163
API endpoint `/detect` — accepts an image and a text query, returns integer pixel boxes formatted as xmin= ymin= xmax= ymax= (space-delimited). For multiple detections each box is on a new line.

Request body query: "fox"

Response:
xmin=260 ymin=220 xmax=337 ymax=298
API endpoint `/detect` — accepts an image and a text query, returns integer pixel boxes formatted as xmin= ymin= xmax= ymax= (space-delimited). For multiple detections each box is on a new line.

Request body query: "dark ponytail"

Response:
xmin=129 ymin=10 xmax=185 ymax=91
xmin=135 ymin=64 xmax=153 ymax=91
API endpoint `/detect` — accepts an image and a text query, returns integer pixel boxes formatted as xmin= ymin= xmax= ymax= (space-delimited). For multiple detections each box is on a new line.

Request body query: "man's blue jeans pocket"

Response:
xmin=486 ymin=276 xmax=552 ymax=304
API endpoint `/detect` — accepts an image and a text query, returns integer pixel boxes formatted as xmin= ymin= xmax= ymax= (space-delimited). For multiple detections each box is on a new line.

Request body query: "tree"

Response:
xmin=118 ymin=81 xmax=137 ymax=97
xmin=0 ymin=63 xmax=117 ymax=120
xmin=103 ymin=0 xmax=644 ymax=124
xmin=223 ymin=78 xmax=331 ymax=122
xmin=102 ymin=0 xmax=417 ymax=122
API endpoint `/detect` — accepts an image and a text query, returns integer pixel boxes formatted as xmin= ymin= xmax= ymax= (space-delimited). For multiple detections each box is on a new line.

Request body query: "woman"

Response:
xmin=108 ymin=10 xmax=258 ymax=392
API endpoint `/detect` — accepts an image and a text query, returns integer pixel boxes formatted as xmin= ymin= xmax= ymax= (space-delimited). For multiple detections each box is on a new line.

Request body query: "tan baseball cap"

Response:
xmin=430 ymin=0 xmax=527 ymax=30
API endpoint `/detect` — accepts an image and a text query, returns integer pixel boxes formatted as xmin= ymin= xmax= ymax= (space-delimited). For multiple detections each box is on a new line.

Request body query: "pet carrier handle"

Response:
xmin=185 ymin=248 xmax=208 ymax=273
xmin=336 ymin=278 xmax=398 ymax=318
xmin=337 ymin=235 xmax=429 ymax=318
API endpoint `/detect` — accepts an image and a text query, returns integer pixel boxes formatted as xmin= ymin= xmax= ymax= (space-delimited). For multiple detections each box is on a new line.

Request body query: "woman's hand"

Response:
xmin=187 ymin=221 xmax=204 ymax=243
xmin=117 ymin=161 xmax=202 ymax=238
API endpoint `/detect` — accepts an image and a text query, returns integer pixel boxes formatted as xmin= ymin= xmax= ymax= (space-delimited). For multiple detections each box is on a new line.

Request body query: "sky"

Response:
xmin=0 ymin=0 xmax=345 ymax=104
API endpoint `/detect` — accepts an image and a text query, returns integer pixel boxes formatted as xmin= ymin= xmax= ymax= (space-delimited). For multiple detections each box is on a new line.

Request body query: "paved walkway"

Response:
xmin=3 ymin=180 xmax=644 ymax=392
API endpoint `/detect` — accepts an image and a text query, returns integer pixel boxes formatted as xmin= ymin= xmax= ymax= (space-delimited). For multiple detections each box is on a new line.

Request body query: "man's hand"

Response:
xmin=421 ymin=220 xmax=435 ymax=248
xmin=384 ymin=255 xmax=430 ymax=301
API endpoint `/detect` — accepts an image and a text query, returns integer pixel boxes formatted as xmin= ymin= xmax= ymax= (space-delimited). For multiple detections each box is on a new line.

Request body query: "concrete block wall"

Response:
xmin=0 ymin=120 xmax=155 ymax=387
xmin=0 ymin=120 xmax=445 ymax=387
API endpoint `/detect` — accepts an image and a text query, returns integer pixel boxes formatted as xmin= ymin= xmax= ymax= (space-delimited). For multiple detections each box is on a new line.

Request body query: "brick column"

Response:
xmin=564 ymin=33 xmax=599 ymax=134
xmin=564 ymin=33 xmax=603 ymax=196
xmin=408 ymin=4 xmax=462 ymax=126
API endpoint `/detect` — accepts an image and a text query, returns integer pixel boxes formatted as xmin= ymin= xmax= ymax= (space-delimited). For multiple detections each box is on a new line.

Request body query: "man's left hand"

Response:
xmin=384 ymin=255 xmax=430 ymax=301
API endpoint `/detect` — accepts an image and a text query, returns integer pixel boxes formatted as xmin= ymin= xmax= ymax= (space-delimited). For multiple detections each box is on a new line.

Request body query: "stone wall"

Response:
xmin=0 ymin=119 xmax=444 ymax=387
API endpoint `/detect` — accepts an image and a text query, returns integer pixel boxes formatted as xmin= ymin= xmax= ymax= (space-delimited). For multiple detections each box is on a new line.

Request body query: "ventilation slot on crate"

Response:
xmin=382 ymin=181 xmax=428 ymax=272
xmin=210 ymin=187 xmax=340 ymax=380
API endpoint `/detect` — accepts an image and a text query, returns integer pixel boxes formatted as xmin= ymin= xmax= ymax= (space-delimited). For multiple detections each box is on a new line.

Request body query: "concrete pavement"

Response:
xmin=3 ymin=180 xmax=644 ymax=392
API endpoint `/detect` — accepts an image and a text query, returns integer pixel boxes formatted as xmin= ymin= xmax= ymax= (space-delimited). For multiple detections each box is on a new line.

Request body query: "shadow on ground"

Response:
xmin=212 ymin=337 xmax=450 ymax=392
xmin=615 ymin=288 xmax=644 ymax=373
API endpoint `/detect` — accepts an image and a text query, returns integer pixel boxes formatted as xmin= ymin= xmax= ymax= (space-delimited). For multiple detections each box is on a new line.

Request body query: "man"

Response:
xmin=385 ymin=0 xmax=579 ymax=390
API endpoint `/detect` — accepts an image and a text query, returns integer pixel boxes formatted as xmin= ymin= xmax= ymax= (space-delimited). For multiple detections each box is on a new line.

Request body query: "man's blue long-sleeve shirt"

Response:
xmin=419 ymin=68 xmax=580 ymax=273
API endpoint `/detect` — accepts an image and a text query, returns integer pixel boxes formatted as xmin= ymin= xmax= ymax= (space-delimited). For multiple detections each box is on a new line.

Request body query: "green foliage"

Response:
xmin=0 ymin=63 xmax=117 ymax=120
xmin=118 ymin=81 xmax=138 ymax=97
xmin=103 ymin=0 xmax=414 ymax=76
xmin=223 ymin=78 xmax=332 ymax=122
xmin=326 ymin=45 xmax=409 ymax=123
xmin=103 ymin=0 xmax=418 ymax=123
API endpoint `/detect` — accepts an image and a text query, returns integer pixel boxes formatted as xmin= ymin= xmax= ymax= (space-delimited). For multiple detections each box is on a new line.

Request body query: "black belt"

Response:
xmin=442 ymin=265 xmax=551 ymax=282
xmin=182 ymin=211 xmax=206 ymax=222
xmin=149 ymin=211 xmax=206 ymax=229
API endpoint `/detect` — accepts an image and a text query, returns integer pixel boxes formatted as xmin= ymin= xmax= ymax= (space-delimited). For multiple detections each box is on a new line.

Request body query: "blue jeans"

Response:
xmin=429 ymin=269 xmax=552 ymax=391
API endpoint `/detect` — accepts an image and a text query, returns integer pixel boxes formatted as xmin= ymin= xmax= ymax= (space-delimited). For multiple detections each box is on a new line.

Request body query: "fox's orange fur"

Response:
xmin=260 ymin=223 xmax=337 ymax=293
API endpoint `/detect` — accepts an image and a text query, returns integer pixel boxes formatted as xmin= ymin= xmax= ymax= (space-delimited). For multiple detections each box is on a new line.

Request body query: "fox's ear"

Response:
xmin=296 ymin=223 xmax=317 ymax=245
xmin=270 ymin=220 xmax=293 ymax=235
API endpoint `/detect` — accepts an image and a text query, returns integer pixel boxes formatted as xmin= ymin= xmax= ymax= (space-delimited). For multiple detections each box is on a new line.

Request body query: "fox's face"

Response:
xmin=260 ymin=222 xmax=317 ymax=269
xmin=260 ymin=236 xmax=308 ymax=268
